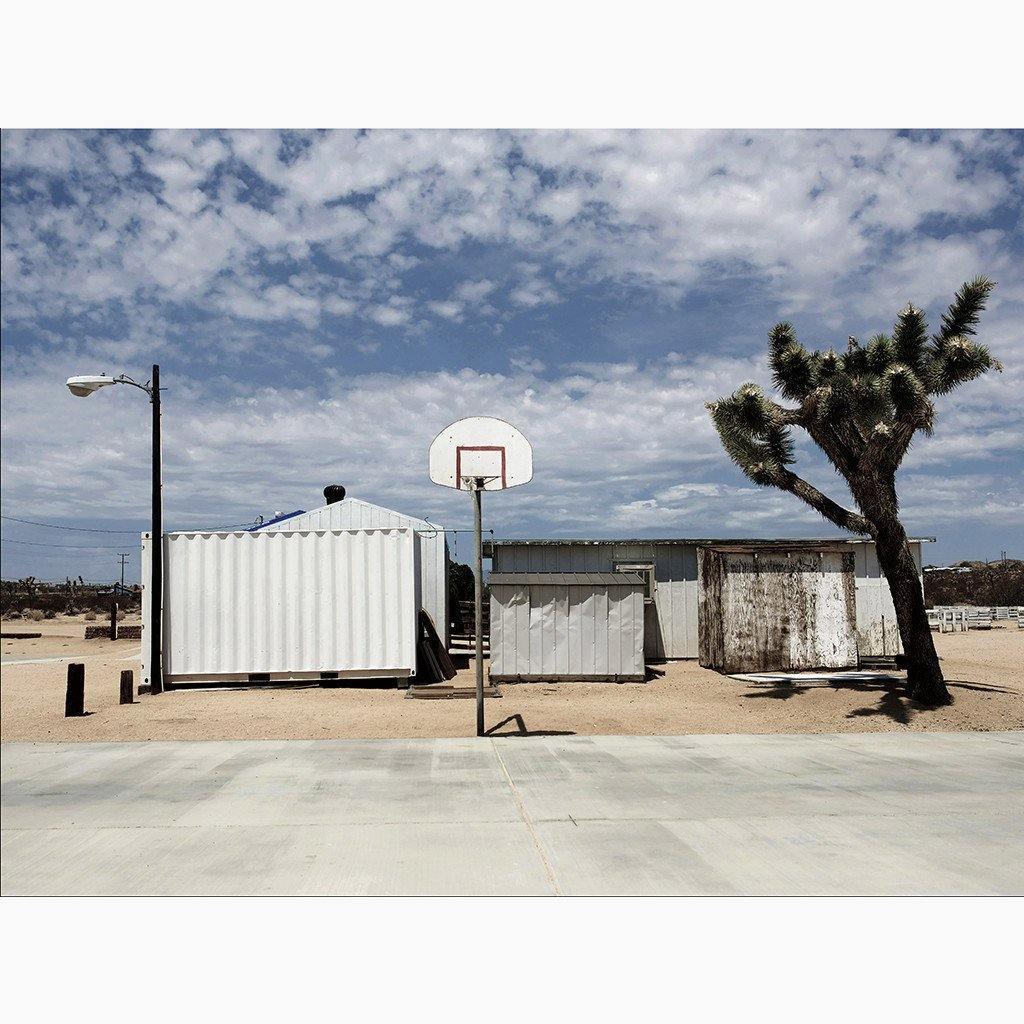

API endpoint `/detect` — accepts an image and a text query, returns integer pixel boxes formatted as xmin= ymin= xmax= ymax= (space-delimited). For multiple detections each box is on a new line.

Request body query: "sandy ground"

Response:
xmin=2 ymin=615 xmax=1021 ymax=741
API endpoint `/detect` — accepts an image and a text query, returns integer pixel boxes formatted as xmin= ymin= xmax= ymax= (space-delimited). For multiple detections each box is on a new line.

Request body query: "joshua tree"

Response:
xmin=707 ymin=278 xmax=1000 ymax=705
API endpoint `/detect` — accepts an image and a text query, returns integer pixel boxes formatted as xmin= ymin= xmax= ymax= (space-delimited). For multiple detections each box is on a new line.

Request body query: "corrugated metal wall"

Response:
xmin=151 ymin=527 xmax=418 ymax=681
xmin=490 ymin=542 xmax=698 ymax=658
xmin=490 ymin=579 xmax=646 ymax=681
xmin=258 ymin=498 xmax=448 ymax=644
xmin=492 ymin=539 xmax=923 ymax=661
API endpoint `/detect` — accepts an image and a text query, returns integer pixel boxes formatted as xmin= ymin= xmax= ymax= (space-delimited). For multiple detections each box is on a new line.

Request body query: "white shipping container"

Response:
xmin=142 ymin=527 xmax=418 ymax=685
xmin=257 ymin=497 xmax=449 ymax=644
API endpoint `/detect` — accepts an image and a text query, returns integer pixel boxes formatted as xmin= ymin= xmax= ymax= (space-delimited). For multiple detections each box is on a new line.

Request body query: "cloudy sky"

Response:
xmin=1 ymin=129 xmax=1021 ymax=581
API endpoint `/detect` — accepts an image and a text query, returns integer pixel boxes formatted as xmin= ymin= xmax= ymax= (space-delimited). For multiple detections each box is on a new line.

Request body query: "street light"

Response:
xmin=66 ymin=365 xmax=164 ymax=694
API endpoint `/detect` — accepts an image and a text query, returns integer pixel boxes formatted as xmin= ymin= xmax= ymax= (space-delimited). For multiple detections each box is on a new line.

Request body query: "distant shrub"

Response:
xmin=25 ymin=608 xmax=45 ymax=621
xmin=83 ymin=610 xmax=97 ymax=621
xmin=7 ymin=609 xmax=22 ymax=620
xmin=43 ymin=608 xmax=57 ymax=619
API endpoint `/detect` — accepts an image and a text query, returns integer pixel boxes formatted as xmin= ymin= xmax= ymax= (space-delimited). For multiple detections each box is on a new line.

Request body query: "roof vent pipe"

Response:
xmin=324 ymin=484 xmax=346 ymax=504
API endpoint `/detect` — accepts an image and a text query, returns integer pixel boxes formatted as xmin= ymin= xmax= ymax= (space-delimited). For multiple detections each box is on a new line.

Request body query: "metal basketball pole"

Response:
xmin=472 ymin=479 xmax=485 ymax=736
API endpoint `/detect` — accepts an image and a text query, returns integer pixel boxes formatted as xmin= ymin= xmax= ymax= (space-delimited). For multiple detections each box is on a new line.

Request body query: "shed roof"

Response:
xmin=488 ymin=571 xmax=646 ymax=587
xmin=488 ymin=536 xmax=934 ymax=548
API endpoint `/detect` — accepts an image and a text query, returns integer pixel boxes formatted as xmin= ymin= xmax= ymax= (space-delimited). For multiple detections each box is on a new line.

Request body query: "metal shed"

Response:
xmin=488 ymin=536 xmax=930 ymax=663
xmin=141 ymin=527 xmax=419 ymax=686
xmin=488 ymin=571 xmax=647 ymax=683
xmin=255 ymin=495 xmax=449 ymax=644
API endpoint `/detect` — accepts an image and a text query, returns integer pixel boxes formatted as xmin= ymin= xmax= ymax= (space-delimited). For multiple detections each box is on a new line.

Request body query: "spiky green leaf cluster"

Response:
xmin=706 ymin=384 xmax=794 ymax=486
xmin=761 ymin=277 xmax=998 ymax=443
xmin=710 ymin=278 xmax=1001 ymax=491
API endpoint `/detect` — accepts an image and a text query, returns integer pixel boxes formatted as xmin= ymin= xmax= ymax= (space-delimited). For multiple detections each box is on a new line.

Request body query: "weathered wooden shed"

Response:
xmin=489 ymin=572 xmax=647 ymax=682
xmin=488 ymin=536 xmax=929 ymax=667
xmin=697 ymin=546 xmax=858 ymax=673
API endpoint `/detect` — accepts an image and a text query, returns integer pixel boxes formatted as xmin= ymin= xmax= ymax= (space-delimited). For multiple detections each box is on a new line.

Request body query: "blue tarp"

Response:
xmin=247 ymin=509 xmax=305 ymax=531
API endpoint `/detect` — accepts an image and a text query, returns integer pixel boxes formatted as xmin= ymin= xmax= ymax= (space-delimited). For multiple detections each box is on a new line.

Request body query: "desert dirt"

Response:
xmin=2 ymin=615 xmax=1021 ymax=741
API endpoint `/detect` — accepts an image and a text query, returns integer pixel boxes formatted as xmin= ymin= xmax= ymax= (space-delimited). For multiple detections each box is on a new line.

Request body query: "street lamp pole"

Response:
xmin=150 ymin=363 xmax=163 ymax=694
xmin=66 ymin=364 xmax=164 ymax=694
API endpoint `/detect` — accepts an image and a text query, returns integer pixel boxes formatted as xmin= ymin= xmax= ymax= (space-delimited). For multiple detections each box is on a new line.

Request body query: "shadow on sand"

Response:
xmin=742 ymin=674 xmax=1012 ymax=725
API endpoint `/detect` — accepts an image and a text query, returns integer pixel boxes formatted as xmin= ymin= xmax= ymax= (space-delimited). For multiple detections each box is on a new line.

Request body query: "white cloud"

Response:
xmin=7 ymin=345 xmax=1016 ymax=548
xmin=427 ymin=300 xmax=464 ymax=320
xmin=454 ymin=279 xmax=496 ymax=303
xmin=4 ymin=129 xmax=1019 ymax=338
xmin=2 ymin=130 xmax=1020 ymax=570
xmin=367 ymin=303 xmax=412 ymax=327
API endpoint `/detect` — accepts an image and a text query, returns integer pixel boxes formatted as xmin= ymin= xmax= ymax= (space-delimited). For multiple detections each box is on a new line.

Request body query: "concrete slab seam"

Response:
xmin=491 ymin=741 xmax=562 ymax=896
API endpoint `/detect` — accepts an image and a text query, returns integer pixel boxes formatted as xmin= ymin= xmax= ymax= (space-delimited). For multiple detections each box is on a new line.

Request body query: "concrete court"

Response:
xmin=2 ymin=731 xmax=1022 ymax=895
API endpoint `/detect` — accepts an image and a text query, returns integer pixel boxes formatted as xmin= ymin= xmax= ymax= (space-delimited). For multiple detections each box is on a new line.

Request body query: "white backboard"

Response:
xmin=429 ymin=416 xmax=533 ymax=491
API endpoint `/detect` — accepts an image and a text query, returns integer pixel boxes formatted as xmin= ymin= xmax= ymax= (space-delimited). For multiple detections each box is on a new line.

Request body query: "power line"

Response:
xmin=0 ymin=515 xmax=139 ymax=534
xmin=1 ymin=513 xmax=260 ymax=534
xmin=1 ymin=538 xmax=131 ymax=550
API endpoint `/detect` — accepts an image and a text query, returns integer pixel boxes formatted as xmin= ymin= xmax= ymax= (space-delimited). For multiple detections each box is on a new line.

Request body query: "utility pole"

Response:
xmin=117 ymin=552 xmax=130 ymax=587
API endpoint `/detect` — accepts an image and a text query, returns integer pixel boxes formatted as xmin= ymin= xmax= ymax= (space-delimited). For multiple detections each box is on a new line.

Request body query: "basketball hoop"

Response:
xmin=429 ymin=417 xmax=533 ymax=735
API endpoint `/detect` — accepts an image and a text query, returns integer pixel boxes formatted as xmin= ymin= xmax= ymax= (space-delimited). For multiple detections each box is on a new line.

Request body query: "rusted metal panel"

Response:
xmin=698 ymin=548 xmax=858 ymax=673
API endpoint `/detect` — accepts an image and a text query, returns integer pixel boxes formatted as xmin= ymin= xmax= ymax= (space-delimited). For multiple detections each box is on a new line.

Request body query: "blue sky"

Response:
xmin=1 ymin=129 xmax=1022 ymax=581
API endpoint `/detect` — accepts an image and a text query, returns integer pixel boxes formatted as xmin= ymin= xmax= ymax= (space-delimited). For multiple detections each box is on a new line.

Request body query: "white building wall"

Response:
xmin=258 ymin=498 xmax=448 ymax=643
xmin=852 ymin=541 xmax=923 ymax=656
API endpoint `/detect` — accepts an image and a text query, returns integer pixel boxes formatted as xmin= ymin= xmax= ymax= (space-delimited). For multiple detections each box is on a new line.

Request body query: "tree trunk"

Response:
xmin=872 ymin=517 xmax=950 ymax=704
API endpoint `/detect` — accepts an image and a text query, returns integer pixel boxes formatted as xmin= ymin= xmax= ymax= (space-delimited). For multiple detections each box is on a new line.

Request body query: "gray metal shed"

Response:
xmin=489 ymin=572 xmax=647 ymax=683
xmin=488 ymin=536 xmax=931 ymax=662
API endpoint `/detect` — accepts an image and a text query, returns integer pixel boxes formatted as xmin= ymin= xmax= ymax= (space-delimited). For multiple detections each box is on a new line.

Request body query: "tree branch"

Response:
xmin=776 ymin=468 xmax=871 ymax=534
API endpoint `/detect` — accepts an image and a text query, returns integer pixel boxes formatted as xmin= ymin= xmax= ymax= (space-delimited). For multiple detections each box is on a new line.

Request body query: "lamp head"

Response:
xmin=66 ymin=374 xmax=116 ymax=398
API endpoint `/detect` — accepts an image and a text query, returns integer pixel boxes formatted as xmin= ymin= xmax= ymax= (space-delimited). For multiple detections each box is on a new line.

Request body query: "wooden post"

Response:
xmin=65 ymin=663 xmax=85 ymax=717
xmin=120 ymin=669 xmax=134 ymax=705
xmin=110 ymin=599 xmax=118 ymax=640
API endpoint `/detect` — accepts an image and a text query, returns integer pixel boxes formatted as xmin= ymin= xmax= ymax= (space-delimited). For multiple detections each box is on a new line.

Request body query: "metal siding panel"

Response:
xmin=258 ymin=499 xmax=447 ymax=645
xmin=704 ymin=549 xmax=857 ymax=672
xmin=161 ymin=528 xmax=416 ymax=679
xmin=489 ymin=591 xmax=502 ymax=675
xmin=555 ymin=586 xmax=569 ymax=675
xmin=606 ymin=586 xmax=621 ymax=674
xmin=595 ymin=586 xmax=609 ymax=674
xmin=489 ymin=577 xmax=646 ymax=681
xmin=574 ymin=588 xmax=586 ymax=672
xmin=493 ymin=541 xmax=700 ymax=661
